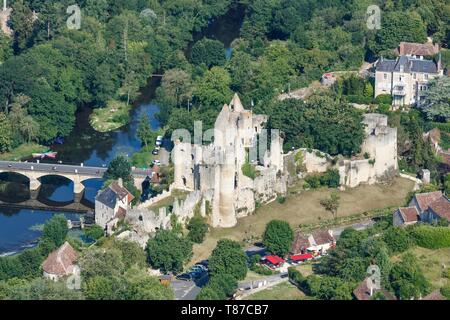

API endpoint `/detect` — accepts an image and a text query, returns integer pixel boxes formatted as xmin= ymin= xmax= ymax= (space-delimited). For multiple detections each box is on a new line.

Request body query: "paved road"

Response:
xmin=0 ymin=160 xmax=153 ymax=178
xmin=331 ymin=220 xmax=375 ymax=238
xmin=171 ymin=272 xmax=209 ymax=300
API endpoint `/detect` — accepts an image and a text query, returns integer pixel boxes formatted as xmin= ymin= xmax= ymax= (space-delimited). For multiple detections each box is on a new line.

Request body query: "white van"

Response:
xmin=156 ymin=135 xmax=163 ymax=146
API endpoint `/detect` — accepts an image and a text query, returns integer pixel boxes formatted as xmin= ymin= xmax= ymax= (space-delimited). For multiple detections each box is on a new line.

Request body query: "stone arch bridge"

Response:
xmin=0 ymin=161 xmax=152 ymax=212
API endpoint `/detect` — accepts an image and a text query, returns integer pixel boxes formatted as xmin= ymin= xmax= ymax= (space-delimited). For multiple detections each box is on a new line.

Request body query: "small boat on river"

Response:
xmin=32 ymin=151 xmax=58 ymax=159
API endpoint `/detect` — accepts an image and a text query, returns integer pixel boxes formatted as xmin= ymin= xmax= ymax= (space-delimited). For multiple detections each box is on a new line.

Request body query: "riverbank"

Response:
xmin=89 ymin=100 xmax=132 ymax=133
xmin=0 ymin=143 xmax=47 ymax=161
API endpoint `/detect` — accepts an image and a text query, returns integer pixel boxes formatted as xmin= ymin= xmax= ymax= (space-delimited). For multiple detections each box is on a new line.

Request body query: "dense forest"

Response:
xmin=0 ymin=0 xmax=449 ymax=164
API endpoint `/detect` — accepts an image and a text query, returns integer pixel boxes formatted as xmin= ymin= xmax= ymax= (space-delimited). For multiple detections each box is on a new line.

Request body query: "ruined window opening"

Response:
xmin=139 ymin=215 xmax=143 ymax=221
xmin=234 ymin=172 xmax=238 ymax=189
xmin=182 ymin=176 xmax=187 ymax=186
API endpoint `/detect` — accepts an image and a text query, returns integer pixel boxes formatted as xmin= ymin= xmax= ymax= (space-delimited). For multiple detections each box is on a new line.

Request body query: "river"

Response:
xmin=0 ymin=4 xmax=245 ymax=255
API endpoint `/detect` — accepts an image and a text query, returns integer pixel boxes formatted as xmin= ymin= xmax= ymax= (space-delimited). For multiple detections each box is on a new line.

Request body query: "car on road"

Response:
xmin=176 ymin=273 xmax=193 ymax=281
xmin=152 ymin=159 xmax=161 ymax=166
xmin=190 ymin=264 xmax=207 ymax=272
xmin=156 ymin=135 xmax=163 ymax=146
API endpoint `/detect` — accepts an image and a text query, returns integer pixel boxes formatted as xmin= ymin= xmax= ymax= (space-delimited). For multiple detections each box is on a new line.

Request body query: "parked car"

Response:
xmin=152 ymin=147 xmax=160 ymax=155
xmin=176 ymin=273 xmax=193 ymax=281
xmin=191 ymin=264 xmax=207 ymax=272
xmin=152 ymin=159 xmax=161 ymax=166
xmin=156 ymin=135 xmax=163 ymax=146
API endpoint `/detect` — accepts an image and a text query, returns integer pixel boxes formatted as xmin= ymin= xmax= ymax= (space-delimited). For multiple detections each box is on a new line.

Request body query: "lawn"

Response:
xmin=0 ymin=143 xmax=47 ymax=161
xmin=89 ymin=100 xmax=131 ymax=132
xmin=393 ymin=246 xmax=450 ymax=290
xmin=243 ymin=281 xmax=312 ymax=300
xmin=190 ymin=177 xmax=415 ymax=265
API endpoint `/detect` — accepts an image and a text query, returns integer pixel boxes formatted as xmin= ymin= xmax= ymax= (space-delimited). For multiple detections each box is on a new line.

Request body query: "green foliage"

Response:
xmin=411 ymin=225 xmax=450 ymax=249
xmin=196 ymin=286 xmax=222 ymax=300
xmin=441 ymin=285 xmax=450 ymax=299
xmin=389 ymin=253 xmax=431 ymax=300
xmin=262 ymin=220 xmax=294 ymax=256
xmin=136 ymin=114 xmax=155 ymax=148
xmin=383 ymin=227 xmax=414 ymax=254
xmin=187 ymin=214 xmax=209 ymax=244
xmin=103 ymin=155 xmax=133 ymax=184
xmin=42 ymin=215 xmax=68 ymax=248
xmin=79 ymin=248 xmax=125 ymax=280
xmin=419 ymin=77 xmax=450 ymax=122
xmin=320 ymin=192 xmax=340 ymax=218
xmin=374 ymin=94 xmax=393 ymax=105
xmin=208 ymin=273 xmax=238 ymax=298
xmin=208 ymin=239 xmax=248 ymax=281
xmin=146 ymin=230 xmax=193 ymax=274
xmin=112 ymin=240 xmax=147 ymax=270
xmin=83 ymin=225 xmax=104 ymax=241
xmin=0 ymin=278 xmax=84 ymax=300
xmin=191 ymin=38 xmax=226 ymax=68
xmin=264 ymin=96 xmax=364 ymax=156
xmin=321 ymin=169 xmax=341 ymax=188
xmin=0 ymin=112 xmax=12 ymax=152
xmin=288 ymin=267 xmax=305 ymax=287
xmin=303 ymin=274 xmax=353 ymax=300
xmin=242 ymin=162 xmax=257 ymax=180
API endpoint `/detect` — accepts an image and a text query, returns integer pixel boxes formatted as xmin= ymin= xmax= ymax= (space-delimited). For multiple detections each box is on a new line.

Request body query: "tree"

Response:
xmin=196 ymin=286 xmax=221 ymax=300
xmin=0 ymin=112 xmax=12 ymax=152
xmin=320 ymin=192 xmax=340 ymax=219
xmin=42 ymin=215 xmax=68 ymax=248
xmin=194 ymin=67 xmax=233 ymax=110
xmin=146 ymin=230 xmax=193 ymax=274
xmin=383 ymin=227 xmax=413 ymax=254
xmin=389 ymin=253 xmax=430 ymax=300
xmin=262 ymin=220 xmax=294 ymax=256
xmin=191 ymin=38 xmax=226 ymax=68
xmin=9 ymin=0 xmax=35 ymax=52
xmin=112 ymin=240 xmax=147 ymax=270
xmin=419 ymin=77 xmax=450 ymax=122
xmin=83 ymin=276 xmax=125 ymax=300
xmin=136 ymin=114 xmax=153 ymax=148
xmin=79 ymin=248 xmax=125 ymax=280
xmin=104 ymin=155 xmax=133 ymax=183
xmin=2 ymin=278 xmax=84 ymax=300
xmin=125 ymin=270 xmax=174 ymax=300
xmin=445 ymin=174 xmax=450 ymax=196
xmin=208 ymin=273 xmax=238 ymax=298
xmin=156 ymin=68 xmax=193 ymax=108
xmin=187 ymin=214 xmax=209 ymax=243
xmin=83 ymin=225 xmax=105 ymax=241
xmin=208 ymin=239 xmax=248 ymax=281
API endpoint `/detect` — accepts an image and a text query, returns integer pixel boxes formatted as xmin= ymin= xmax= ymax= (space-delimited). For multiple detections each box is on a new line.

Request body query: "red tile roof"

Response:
xmin=414 ymin=191 xmax=444 ymax=212
xmin=429 ymin=196 xmax=450 ymax=221
xmin=265 ymin=255 xmax=285 ymax=265
xmin=290 ymin=253 xmax=313 ymax=262
xmin=42 ymin=242 xmax=78 ymax=276
xmin=110 ymin=181 xmax=134 ymax=202
xmin=398 ymin=207 xmax=419 ymax=223
xmin=290 ymin=232 xmax=310 ymax=254
xmin=397 ymin=42 xmax=440 ymax=57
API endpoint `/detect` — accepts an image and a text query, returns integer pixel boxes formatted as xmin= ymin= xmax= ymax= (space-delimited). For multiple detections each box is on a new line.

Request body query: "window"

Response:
xmin=413 ymin=73 xmax=417 ymax=79
xmin=425 ymin=74 xmax=429 ymax=80
xmin=383 ymin=73 xmax=387 ymax=80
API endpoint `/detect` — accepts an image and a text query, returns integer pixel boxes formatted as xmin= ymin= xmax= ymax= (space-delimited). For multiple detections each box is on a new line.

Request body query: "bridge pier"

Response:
xmin=74 ymin=182 xmax=85 ymax=203
xmin=29 ymin=178 xmax=41 ymax=191
xmin=30 ymin=188 xmax=40 ymax=200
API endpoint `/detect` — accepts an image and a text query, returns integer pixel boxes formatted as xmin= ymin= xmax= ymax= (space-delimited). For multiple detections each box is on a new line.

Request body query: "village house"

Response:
xmin=353 ymin=278 xmax=396 ymax=300
xmin=395 ymin=41 xmax=440 ymax=57
xmin=95 ymin=179 xmax=134 ymax=235
xmin=392 ymin=207 xmax=420 ymax=227
xmin=42 ymin=242 xmax=79 ymax=281
xmin=394 ymin=191 xmax=450 ymax=226
xmin=374 ymin=54 xmax=443 ymax=107
xmin=290 ymin=229 xmax=335 ymax=256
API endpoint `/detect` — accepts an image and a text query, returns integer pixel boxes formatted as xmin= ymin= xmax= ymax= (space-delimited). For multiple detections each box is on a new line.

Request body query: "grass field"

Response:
xmin=90 ymin=100 xmax=131 ymax=132
xmin=0 ymin=143 xmax=47 ymax=161
xmin=190 ymin=177 xmax=415 ymax=265
xmin=394 ymin=247 xmax=450 ymax=290
xmin=243 ymin=281 xmax=312 ymax=300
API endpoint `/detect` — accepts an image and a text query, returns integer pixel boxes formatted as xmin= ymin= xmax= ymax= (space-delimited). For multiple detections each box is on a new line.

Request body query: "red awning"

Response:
xmin=290 ymin=253 xmax=313 ymax=262
xmin=265 ymin=255 xmax=285 ymax=265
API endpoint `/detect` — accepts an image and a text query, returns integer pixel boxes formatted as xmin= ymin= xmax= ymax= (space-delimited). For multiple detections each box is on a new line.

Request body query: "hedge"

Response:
xmin=412 ymin=225 xmax=450 ymax=249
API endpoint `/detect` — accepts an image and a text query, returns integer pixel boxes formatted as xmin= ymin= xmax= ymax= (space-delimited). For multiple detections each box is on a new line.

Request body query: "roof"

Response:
xmin=422 ymin=290 xmax=445 ymax=300
xmin=264 ymin=255 xmax=285 ymax=265
xmin=429 ymin=196 xmax=450 ymax=221
xmin=96 ymin=181 xmax=134 ymax=209
xmin=290 ymin=253 xmax=313 ymax=262
xmin=353 ymin=278 xmax=397 ymax=300
xmin=397 ymin=42 xmax=440 ymax=57
xmin=413 ymin=191 xmax=444 ymax=212
xmin=398 ymin=207 xmax=419 ymax=223
xmin=311 ymin=229 xmax=335 ymax=246
xmin=115 ymin=206 xmax=127 ymax=220
xmin=42 ymin=242 xmax=78 ymax=276
xmin=376 ymin=55 xmax=439 ymax=74
xmin=291 ymin=232 xmax=311 ymax=254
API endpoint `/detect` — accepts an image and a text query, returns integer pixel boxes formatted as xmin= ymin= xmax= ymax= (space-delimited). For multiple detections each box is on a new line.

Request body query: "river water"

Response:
xmin=0 ymin=5 xmax=245 ymax=255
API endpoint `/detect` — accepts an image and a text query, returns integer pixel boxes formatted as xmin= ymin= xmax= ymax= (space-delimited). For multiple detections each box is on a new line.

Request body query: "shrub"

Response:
xmin=374 ymin=94 xmax=392 ymax=105
xmin=187 ymin=214 xmax=209 ymax=244
xmin=305 ymin=175 xmax=321 ymax=188
xmin=242 ymin=162 xmax=256 ymax=179
xmin=441 ymin=285 xmax=450 ymax=299
xmin=277 ymin=196 xmax=286 ymax=204
xmin=412 ymin=225 xmax=450 ymax=249
xmin=288 ymin=267 xmax=305 ymax=287
xmin=383 ymin=226 xmax=414 ymax=254
xmin=321 ymin=169 xmax=340 ymax=188
xmin=84 ymin=225 xmax=104 ymax=241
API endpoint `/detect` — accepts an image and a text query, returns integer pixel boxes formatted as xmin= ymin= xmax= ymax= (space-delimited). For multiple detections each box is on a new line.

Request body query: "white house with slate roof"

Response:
xmin=95 ymin=179 xmax=134 ymax=234
xmin=374 ymin=55 xmax=443 ymax=107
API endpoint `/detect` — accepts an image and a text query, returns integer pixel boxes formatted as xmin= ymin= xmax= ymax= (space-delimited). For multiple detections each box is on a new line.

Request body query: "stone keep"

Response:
xmin=173 ymin=94 xmax=285 ymax=228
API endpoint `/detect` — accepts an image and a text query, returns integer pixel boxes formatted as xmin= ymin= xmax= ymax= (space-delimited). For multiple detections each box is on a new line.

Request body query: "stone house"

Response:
xmin=374 ymin=55 xmax=443 ymax=107
xmin=42 ymin=242 xmax=79 ymax=281
xmin=95 ymin=179 xmax=134 ymax=234
xmin=393 ymin=191 xmax=450 ymax=226
xmin=392 ymin=207 xmax=420 ymax=227
xmin=396 ymin=41 xmax=440 ymax=57
xmin=290 ymin=229 xmax=335 ymax=256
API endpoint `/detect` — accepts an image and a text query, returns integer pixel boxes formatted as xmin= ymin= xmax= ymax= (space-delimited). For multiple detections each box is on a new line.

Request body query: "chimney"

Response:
xmin=3 ymin=0 xmax=6 ymax=12
xmin=118 ymin=178 xmax=123 ymax=188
